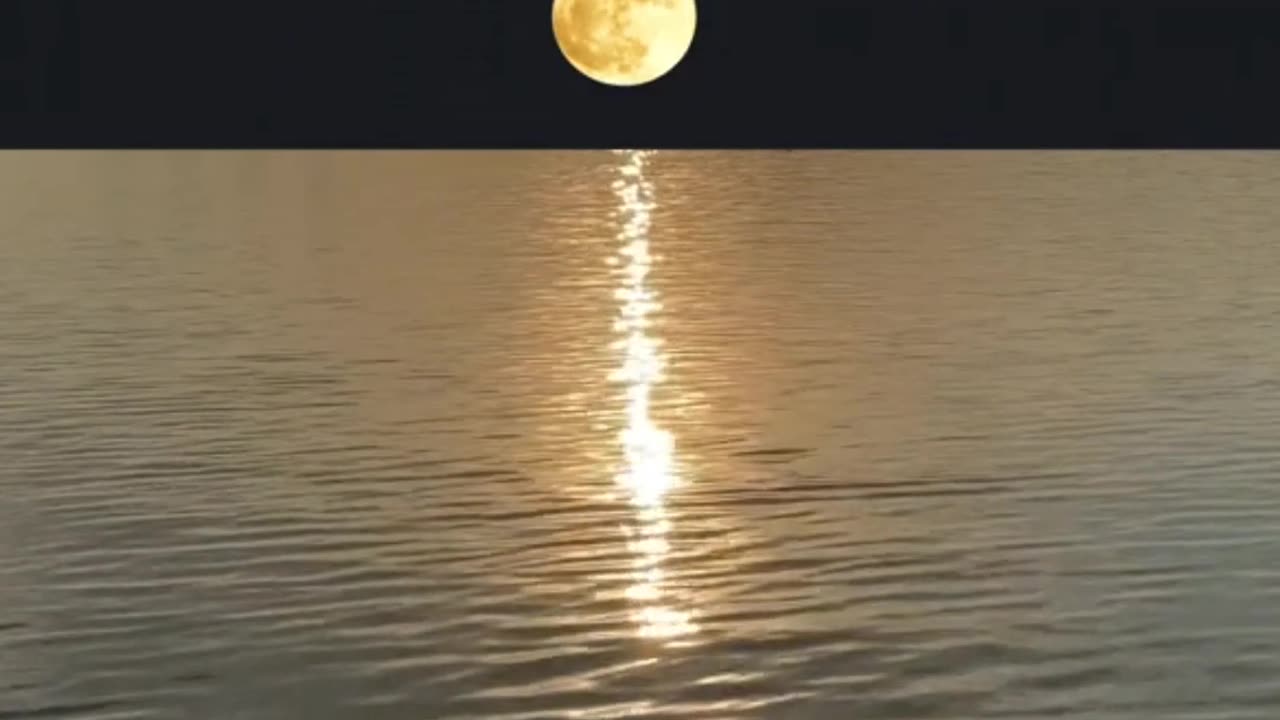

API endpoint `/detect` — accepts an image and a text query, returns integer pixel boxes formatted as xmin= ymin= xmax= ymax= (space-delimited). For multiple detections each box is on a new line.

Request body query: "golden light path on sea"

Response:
xmin=608 ymin=149 xmax=697 ymax=641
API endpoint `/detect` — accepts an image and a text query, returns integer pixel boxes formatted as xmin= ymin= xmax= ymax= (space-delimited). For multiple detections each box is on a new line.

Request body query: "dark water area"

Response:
xmin=3 ymin=151 xmax=1280 ymax=718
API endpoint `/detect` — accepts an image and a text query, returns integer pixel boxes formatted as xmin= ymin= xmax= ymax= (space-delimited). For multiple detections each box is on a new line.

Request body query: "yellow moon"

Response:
xmin=552 ymin=0 xmax=697 ymax=87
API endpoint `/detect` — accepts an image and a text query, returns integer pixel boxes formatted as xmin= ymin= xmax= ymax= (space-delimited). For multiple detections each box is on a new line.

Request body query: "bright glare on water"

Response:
xmin=4 ymin=151 xmax=1280 ymax=719
xmin=610 ymin=150 xmax=695 ymax=642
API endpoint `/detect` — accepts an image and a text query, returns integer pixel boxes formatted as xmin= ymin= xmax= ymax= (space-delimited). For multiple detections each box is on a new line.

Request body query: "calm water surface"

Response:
xmin=3 ymin=151 xmax=1280 ymax=718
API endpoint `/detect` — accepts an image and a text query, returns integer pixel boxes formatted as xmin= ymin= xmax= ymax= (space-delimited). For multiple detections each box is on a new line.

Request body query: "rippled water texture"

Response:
xmin=4 ymin=151 xmax=1280 ymax=719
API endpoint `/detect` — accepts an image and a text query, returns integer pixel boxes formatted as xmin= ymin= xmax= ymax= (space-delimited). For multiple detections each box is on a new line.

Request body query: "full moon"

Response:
xmin=552 ymin=0 xmax=697 ymax=87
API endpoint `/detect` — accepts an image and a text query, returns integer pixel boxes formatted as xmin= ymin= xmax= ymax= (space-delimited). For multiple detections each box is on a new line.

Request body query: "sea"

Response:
xmin=3 ymin=150 xmax=1280 ymax=719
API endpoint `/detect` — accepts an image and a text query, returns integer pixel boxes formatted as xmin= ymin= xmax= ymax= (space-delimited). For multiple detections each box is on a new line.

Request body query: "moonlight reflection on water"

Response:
xmin=609 ymin=150 xmax=696 ymax=641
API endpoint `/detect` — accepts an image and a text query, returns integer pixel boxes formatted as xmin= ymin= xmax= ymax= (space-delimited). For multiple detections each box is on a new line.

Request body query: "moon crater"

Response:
xmin=552 ymin=0 xmax=697 ymax=86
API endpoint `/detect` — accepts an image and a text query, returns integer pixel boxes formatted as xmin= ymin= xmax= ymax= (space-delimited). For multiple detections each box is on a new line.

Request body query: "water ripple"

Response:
xmin=3 ymin=151 xmax=1280 ymax=718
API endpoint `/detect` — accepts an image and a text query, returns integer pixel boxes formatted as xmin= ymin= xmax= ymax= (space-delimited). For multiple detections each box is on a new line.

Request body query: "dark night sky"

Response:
xmin=3 ymin=1 xmax=1280 ymax=146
